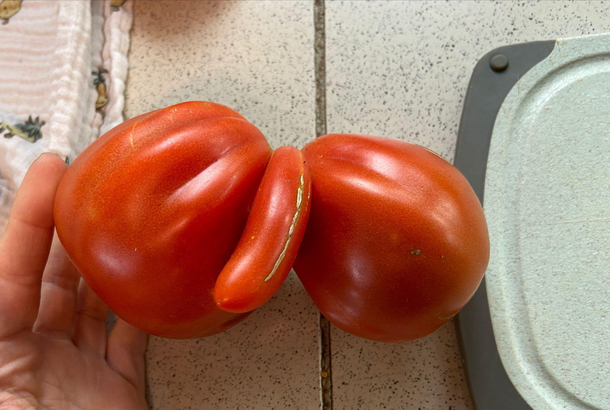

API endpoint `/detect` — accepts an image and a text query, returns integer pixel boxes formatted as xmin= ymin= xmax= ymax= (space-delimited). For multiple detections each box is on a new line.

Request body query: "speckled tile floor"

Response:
xmin=124 ymin=1 xmax=610 ymax=409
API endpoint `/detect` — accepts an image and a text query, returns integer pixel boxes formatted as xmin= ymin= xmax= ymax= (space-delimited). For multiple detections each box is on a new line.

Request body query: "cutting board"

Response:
xmin=455 ymin=33 xmax=610 ymax=410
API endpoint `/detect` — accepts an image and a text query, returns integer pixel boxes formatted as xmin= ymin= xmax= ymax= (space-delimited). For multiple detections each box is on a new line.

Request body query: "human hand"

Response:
xmin=0 ymin=154 xmax=148 ymax=410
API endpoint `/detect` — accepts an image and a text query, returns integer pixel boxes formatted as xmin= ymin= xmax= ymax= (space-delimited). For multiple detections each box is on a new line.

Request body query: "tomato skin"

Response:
xmin=294 ymin=134 xmax=490 ymax=342
xmin=214 ymin=146 xmax=311 ymax=313
xmin=54 ymin=102 xmax=271 ymax=339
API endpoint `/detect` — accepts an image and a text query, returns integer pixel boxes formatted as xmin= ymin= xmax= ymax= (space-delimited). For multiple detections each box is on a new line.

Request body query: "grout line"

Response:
xmin=315 ymin=0 xmax=327 ymax=139
xmin=314 ymin=0 xmax=332 ymax=409
xmin=319 ymin=315 xmax=333 ymax=410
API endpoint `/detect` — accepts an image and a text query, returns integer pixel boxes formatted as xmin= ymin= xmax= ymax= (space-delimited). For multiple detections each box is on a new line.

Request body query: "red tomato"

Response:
xmin=294 ymin=134 xmax=490 ymax=342
xmin=214 ymin=146 xmax=311 ymax=313
xmin=55 ymin=101 xmax=489 ymax=343
xmin=54 ymin=102 xmax=272 ymax=339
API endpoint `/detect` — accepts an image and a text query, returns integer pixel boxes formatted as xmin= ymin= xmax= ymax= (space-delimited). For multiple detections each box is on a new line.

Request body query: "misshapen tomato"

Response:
xmin=55 ymin=102 xmax=272 ymax=339
xmin=294 ymin=134 xmax=490 ymax=342
xmin=56 ymin=102 xmax=489 ymax=343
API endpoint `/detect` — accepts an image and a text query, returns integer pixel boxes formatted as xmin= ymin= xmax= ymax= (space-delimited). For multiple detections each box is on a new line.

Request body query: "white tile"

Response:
xmin=126 ymin=0 xmax=315 ymax=149
xmin=125 ymin=2 xmax=318 ymax=409
xmin=144 ymin=276 xmax=319 ymax=410
xmin=326 ymin=1 xmax=610 ymax=408
xmin=332 ymin=323 xmax=471 ymax=409
xmin=327 ymin=0 xmax=610 ymax=162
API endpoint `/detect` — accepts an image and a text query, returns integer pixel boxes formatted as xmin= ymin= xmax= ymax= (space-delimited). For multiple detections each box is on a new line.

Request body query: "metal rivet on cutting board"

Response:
xmin=490 ymin=54 xmax=509 ymax=72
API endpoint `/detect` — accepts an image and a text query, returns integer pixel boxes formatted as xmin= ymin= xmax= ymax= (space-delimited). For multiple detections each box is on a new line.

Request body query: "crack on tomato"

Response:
xmin=129 ymin=120 xmax=142 ymax=148
xmin=167 ymin=107 xmax=178 ymax=123
xmin=264 ymin=174 xmax=304 ymax=283
xmin=436 ymin=311 xmax=458 ymax=321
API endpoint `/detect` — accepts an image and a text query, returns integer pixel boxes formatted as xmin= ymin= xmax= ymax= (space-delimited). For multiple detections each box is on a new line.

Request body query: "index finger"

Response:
xmin=0 ymin=153 xmax=66 ymax=338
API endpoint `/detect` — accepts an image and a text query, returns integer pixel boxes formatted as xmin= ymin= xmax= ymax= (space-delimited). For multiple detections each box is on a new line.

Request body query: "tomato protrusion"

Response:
xmin=214 ymin=146 xmax=311 ymax=313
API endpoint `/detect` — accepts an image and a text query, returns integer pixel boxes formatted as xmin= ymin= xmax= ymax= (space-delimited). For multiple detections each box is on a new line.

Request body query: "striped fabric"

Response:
xmin=0 ymin=0 xmax=133 ymax=231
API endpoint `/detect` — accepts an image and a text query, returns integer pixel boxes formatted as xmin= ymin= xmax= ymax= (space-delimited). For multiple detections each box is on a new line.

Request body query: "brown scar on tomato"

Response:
xmin=265 ymin=174 xmax=304 ymax=282
xmin=436 ymin=311 xmax=458 ymax=321
xmin=129 ymin=120 xmax=142 ymax=148
xmin=168 ymin=107 xmax=178 ymax=123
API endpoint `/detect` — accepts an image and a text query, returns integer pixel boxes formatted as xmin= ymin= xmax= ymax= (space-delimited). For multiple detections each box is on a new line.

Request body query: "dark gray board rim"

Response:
xmin=454 ymin=40 xmax=556 ymax=410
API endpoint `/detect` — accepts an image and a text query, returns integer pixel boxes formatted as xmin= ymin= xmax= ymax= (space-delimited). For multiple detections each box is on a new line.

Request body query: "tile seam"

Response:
xmin=314 ymin=0 xmax=332 ymax=409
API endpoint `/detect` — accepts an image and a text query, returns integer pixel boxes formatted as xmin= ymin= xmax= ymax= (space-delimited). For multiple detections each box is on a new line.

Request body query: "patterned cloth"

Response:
xmin=0 ymin=0 xmax=133 ymax=231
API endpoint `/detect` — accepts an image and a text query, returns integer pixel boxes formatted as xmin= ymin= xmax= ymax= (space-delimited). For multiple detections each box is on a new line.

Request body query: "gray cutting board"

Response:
xmin=484 ymin=33 xmax=610 ymax=409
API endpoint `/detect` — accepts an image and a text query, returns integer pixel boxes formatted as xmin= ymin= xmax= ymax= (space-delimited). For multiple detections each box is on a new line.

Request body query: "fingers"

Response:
xmin=33 ymin=233 xmax=81 ymax=337
xmin=0 ymin=153 xmax=66 ymax=338
xmin=107 ymin=319 xmax=148 ymax=396
xmin=73 ymin=280 xmax=109 ymax=356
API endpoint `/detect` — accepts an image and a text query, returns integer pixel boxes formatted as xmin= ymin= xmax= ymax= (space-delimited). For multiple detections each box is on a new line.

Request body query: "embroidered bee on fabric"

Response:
xmin=0 ymin=0 xmax=23 ymax=25
xmin=93 ymin=69 xmax=109 ymax=111
xmin=110 ymin=0 xmax=127 ymax=12
xmin=0 ymin=116 xmax=45 ymax=143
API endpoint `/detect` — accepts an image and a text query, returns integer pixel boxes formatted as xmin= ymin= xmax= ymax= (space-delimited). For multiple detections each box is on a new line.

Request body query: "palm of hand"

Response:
xmin=1 ymin=333 xmax=145 ymax=409
xmin=0 ymin=155 xmax=147 ymax=410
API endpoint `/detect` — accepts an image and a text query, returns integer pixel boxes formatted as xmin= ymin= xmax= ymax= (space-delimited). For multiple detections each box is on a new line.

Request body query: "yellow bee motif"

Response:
xmin=0 ymin=0 xmax=23 ymax=25
xmin=0 ymin=116 xmax=45 ymax=143
xmin=93 ymin=69 xmax=109 ymax=111
xmin=110 ymin=0 xmax=127 ymax=12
